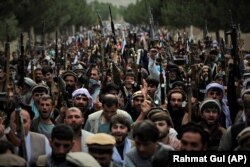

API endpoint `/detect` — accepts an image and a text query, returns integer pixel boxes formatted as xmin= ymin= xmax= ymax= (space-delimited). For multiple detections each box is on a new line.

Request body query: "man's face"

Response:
xmin=44 ymin=72 xmax=53 ymax=83
xmin=202 ymin=68 xmax=209 ymax=80
xmin=202 ymin=108 xmax=219 ymax=125
xmin=38 ymin=99 xmax=53 ymax=120
xmin=153 ymin=120 xmax=169 ymax=139
xmin=32 ymin=91 xmax=46 ymax=104
xmin=111 ymin=123 xmax=129 ymax=145
xmin=215 ymin=77 xmax=224 ymax=85
xmin=50 ymin=138 xmax=74 ymax=161
xmin=34 ymin=70 xmax=43 ymax=83
xmin=10 ymin=110 xmax=31 ymax=135
xmin=180 ymin=132 xmax=206 ymax=151
xmin=124 ymin=76 xmax=135 ymax=89
xmin=134 ymin=136 xmax=157 ymax=159
xmin=73 ymin=95 xmax=88 ymax=111
xmin=90 ymin=69 xmax=99 ymax=81
xmin=169 ymin=70 xmax=177 ymax=81
xmin=169 ymin=93 xmax=183 ymax=110
xmin=64 ymin=76 xmax=76 ymax=89
xmin=132 ymin=96 xmax=144 ymax=112
xmin=207 ymin=90 xmax=223 ymax=100
xmin=89 ymin=150 xmax=112 ymax=167
xmin=147 ymin=84 xmax=157 ymax=97
xmin=103 ymin=104 xmax=117 ymax=121
xmin=64 ymin=109 xmax=84 ymax=131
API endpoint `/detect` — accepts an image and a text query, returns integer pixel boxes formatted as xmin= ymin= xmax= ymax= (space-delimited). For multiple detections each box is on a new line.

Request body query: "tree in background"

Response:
xmin=122 ymin=0 xmax=250 ymax=33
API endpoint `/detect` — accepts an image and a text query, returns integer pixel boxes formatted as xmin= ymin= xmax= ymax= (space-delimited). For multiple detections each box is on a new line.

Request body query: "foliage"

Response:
xmin=122 ymin=0 xmax=250 ymax=32
xmin=0 ymin=0 xmax=119 ymax=41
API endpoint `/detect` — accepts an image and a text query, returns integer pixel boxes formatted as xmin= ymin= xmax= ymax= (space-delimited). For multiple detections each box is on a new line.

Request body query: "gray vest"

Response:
xmin=30 ymin=132 xmax=46 ymax=167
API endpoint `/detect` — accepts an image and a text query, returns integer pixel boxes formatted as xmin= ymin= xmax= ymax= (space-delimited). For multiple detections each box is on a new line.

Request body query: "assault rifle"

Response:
xmin=55 ymin=31 xmax=60 ymax=76
xmin=97 ymin=11 xmax=104 ymax=37
xmin=41 ymin=20 xmax=45 ymax=57
xmin=148 ymin=5 xmax=155 ymax=40
xmin=136 ymin=49 xmax=143 ymax=91
xmin=226 ymin=10 xmax=240 ymax=123
xmin=5 ymin=24 xmax=10 ymax=92
xmin=15 ymin=34 xmax=28 ymax=165
xmin=109 ymin=6 xmax=116 ymax=44
xmin=158 ymin=55 xmax=165 ymax=105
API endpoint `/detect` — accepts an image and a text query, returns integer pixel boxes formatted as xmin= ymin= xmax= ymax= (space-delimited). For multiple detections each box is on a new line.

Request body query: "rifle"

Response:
xmin=16 ymin=33 xmax=28 ymax=164
xmin=41 ymin=20 xmax=45 ymax=57
xmin=97 ymin=11 xmax=104 ymax=37
xmin=54 ymin=34 xmax=70 ymax=107
xmin=112 ymin=62 xmax=127 ymax=100
xmin=62 ymin=37 xmax=67 ymax=70
xmin=148 ymin=5 xmax=155 ymax=40
xmin=54 ymin=75 xmax=70 ymax=108
xmin=4 ymin=24 xmax=10 ymax=92
xmin=109 ymin=6 xmax=116 ymax=44
xmin=203 ymin=20 xmax=212 ymax=50
xmin=158 ymin=55 xmax=165 ymax=105
xmin=226 ymin=10 xmax=240 ymax=123
xmin=186 ymin=52 xmax=193 ymax=122
xmin=136 ymin=49 xmax=143 ymax=89
xmin=55 ymin=31 xmax=60 ymax=76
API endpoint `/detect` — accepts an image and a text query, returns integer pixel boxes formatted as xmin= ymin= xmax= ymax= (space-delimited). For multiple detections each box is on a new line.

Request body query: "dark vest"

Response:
xmin=231 ymin=122 xmax=246 ymax=150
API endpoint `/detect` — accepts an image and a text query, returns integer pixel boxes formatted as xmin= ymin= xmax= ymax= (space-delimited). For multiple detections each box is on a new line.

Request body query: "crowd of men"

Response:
xmin=0 ymin=24 xmax=250 ymax=167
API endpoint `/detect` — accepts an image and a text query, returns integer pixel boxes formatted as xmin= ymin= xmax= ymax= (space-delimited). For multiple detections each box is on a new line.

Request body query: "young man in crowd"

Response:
xmin=124 ymin=120 xmax=174 ymax=167
xmin=178 ymin=122 xmax=209 ymax=151
xmin=36 ymin=124 xmax=74 ymax=166
xmin=148 ymin=108 xmax=180 ymax=150
xmin=110 ymin=114 xmax=134 ymax=167
xmin=199 ymin=98 xmax=225 ymax=150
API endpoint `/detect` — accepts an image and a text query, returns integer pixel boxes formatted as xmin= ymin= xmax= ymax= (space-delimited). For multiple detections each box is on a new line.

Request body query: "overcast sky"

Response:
xmin=87 ymin=0 xmax=135 ymax=7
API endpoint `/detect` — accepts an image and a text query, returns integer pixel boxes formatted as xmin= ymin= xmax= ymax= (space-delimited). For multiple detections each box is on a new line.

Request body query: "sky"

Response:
xmin=86 ymin=0 xmax=135 ymax=7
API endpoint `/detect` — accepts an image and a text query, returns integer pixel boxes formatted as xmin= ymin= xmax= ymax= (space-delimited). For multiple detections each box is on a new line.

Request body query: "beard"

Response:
xmin=66 ymin=86 xmax=75 ymax=93
xmin=35 ymin=77 xmax=42 ymax=83
xmin=70 ymin=124 xmax=82 ymax=132
xmin=51 ymin=152 xmax=66 ymax=163
xmin=112 ymin=133 xmax=126 ymax=145
xmin=75 ymin=104 xmax=87 ymax=111
xmin=158 ymin=131 xmax=168 ymax=140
